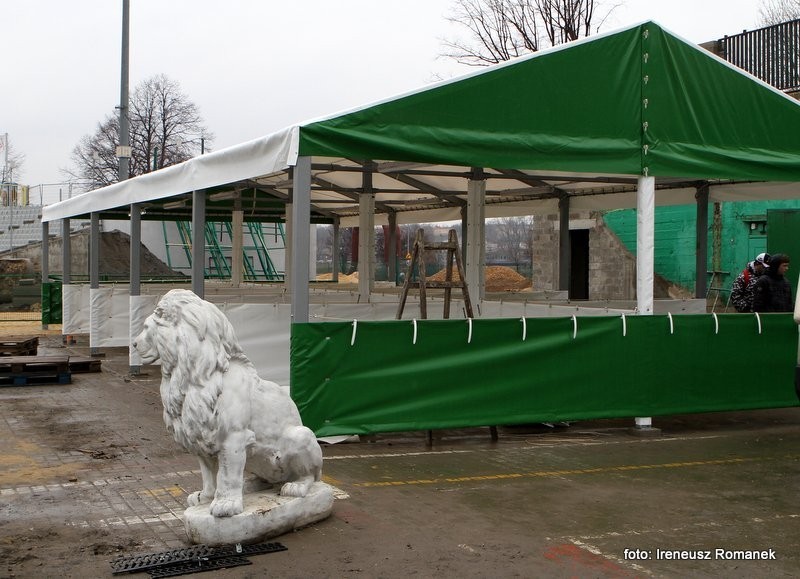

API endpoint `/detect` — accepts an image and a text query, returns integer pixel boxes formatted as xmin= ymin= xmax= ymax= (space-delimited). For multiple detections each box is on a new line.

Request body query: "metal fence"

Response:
xmin=719 ymin=19 xmax=800 ymax=93
xmin=0 ymin=274 xmax=43 ymax=322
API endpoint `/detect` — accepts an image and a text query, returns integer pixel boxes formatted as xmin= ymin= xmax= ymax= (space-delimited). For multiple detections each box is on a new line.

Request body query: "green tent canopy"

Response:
xmin=299 ymin=22 xmax=800 ymax=182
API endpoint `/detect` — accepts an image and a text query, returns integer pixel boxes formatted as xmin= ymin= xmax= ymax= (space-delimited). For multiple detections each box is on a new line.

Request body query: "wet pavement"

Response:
xmin=1 ymin=334 xmax=799 ymax=578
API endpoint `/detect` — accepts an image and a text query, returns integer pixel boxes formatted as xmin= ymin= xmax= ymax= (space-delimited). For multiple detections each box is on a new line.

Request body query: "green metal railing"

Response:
xmin=164 ymin=221 xmax=285 ymax=281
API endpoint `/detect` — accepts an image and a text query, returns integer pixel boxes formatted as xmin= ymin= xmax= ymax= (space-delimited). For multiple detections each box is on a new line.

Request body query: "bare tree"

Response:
xmin=759 ymin=0 xmax=800 ymax=25
xmin=492 ymin=216 xmax=533 ymax=271
xmin=442 ymin=0 xmax=615 ymax=66
xmin=0 ymin=137 xmax=25 ymax=185
xmin=67 ymin=74 xmax=213 ymax=189
xmin=537 ymin=0 xmax=595 ymax=45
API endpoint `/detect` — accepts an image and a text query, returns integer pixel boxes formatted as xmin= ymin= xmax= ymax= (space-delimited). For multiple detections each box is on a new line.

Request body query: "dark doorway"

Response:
xmin=569 ymin=229 xmax=590 ymax=300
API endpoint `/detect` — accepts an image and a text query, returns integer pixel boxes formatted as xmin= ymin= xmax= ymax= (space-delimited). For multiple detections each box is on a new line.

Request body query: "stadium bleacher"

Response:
xmin=0 ymin=206 xmax=88 ymax=253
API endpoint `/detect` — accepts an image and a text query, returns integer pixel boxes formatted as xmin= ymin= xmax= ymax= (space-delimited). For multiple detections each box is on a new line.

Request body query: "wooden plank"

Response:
xmin=0 ymin=336 xmax=39 ymax=357
xmin=0 ymin=355 xmax=70 ymax=375
xmin=406 ymin=281 xmax=465 ymax=289
xmin=68 ymin=357 xmax=102 ymax=373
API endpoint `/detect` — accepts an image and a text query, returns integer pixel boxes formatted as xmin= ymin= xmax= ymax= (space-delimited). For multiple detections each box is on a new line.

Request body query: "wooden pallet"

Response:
xmin=0 ymin=336 xmax=39 ymax=357
xmin=68 ymin=356 xmax=102 ymax=373
xmin=0 ymin=355 xmax=71 ymax=386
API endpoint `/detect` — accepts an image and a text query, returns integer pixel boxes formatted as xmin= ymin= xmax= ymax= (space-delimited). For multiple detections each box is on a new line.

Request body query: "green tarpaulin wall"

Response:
xmin=291 ymin=315 xmax=798 ymax=437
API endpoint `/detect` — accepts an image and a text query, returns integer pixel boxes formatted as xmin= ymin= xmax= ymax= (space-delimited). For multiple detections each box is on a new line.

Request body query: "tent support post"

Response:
xmin=62 ymin=218 xmax=71 ymax=284
xmin=61 ymin=218 xmax=72 ymax=346
xmin=635 ymin=175 xmax=656 ymax=433
xmin=636 ymin=176 xmax=655 ymax=315
xmin=291 ymin=156 xmax=311 ymax=323
xmin=89 ymin=213 xmax=100 ymax=357
xmin=285 ymin=202 xmax=293 ymax=291
xmin=191 ymin=190 xmax=206 ymax=299
xmin=695 ymin=183 xmax=709 ymax=298
xmin=232 ymin=199 xmax=243 ymax=287
xmin=130 ymin=204 xmax=141 ymax=297
xmin=332 ymin=217 xmax=340 ymax=283
xmin=388 ymin=211 xmax=397 ymax=285
xmin=460 ymin=206 xmax=468 ymax=266
xmin=358 ymin=163 xmax=375 ymax=301
xmin=41 ymin=221 xmax=49 ymax=330
xmin=466 ymin=168 xmax=486 ymax=303
xmin=558 ymin=194 xmax=570 ymax=292
xmin=129 ymin=203 xmax=141 ymax=374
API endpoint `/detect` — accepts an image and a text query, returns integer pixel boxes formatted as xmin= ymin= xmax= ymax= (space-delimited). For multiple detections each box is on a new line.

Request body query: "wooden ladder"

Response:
xmin=396 ymin=228 xmax=474 ymax=320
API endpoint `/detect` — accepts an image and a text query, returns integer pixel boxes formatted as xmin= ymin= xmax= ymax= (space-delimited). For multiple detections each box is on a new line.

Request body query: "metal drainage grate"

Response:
xmin=111 ymin=545 xmax=215 ymax=574
xmin=148 ymin=555 xmax=251 ymax=578
xmin=219 ymin=542 xmax=288 ymax=557
xmin=110 ymin=542 xmax=287 ymax=576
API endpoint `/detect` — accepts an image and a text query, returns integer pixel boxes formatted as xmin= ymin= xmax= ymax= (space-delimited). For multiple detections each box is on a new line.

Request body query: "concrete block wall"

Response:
xmin=588 ymin=216 xmax=636 ymax=300
xmin=531 ymin=212 xmax=636 ymax=300
xmin=530 ymin=214 xmax=559 ymax=291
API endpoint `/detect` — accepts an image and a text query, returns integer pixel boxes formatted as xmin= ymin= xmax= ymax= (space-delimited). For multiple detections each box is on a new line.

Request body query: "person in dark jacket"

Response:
xmin=753 ymin=253 xmax=792 ymax=312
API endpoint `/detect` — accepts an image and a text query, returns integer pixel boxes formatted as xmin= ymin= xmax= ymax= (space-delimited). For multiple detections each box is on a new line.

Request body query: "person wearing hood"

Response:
xmin=730 ymin=252 xmax=770 ymax=312
xmin=753 ymin=253 xmax=792 ymax=312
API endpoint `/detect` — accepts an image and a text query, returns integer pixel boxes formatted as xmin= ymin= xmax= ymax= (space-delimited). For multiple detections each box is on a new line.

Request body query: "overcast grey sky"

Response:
xmin=3 ymin=0 xmax=765 ymax=201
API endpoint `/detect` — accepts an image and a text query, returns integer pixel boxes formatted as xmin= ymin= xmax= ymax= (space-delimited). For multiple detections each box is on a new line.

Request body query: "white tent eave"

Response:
xmin=41 ymin=126 xmax=299 ymax=223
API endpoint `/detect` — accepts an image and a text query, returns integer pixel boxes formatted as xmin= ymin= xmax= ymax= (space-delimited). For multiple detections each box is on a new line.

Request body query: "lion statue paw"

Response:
xmin=280 ymin=478 xmax=315 ymax=498
xmin=134 ymin=289 xmax=324 ymax=518
xmin=187 ymin=491 xmax=212 ymax=507
xmin=210 ymin=496 xmax=244 ymax=518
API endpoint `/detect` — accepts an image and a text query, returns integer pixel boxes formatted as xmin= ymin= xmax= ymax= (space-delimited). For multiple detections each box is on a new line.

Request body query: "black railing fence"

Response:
xmin=717 ymin=19 xmax=800 ymax=93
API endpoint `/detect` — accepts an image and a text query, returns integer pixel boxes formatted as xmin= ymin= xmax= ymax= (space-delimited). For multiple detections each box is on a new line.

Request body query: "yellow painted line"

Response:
xmin=322 ymin=473 xmax=344 ymax=486
xmin=353 ymin=457 xmax=759 ymax=488
xmin=138 ymin=486 xmax=184 ymax=498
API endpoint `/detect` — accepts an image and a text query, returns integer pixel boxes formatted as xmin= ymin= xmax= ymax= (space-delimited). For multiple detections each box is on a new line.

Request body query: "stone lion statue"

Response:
xmin=133 ymin=289 xmax=323 ymax=518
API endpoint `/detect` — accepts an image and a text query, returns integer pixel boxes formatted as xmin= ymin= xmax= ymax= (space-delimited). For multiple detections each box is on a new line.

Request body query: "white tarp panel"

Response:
xmin=62 ymin=284 xmax=90 ymax=336
xmin=41 ymin=127 xmax=298 ymax=222
xmin=219 ymin=303 xmax=293 ymax=386
xmin=129 ymin=294 xmax=160 ymax=366
xmin=91 ymin=286 xmax=132 ymax=347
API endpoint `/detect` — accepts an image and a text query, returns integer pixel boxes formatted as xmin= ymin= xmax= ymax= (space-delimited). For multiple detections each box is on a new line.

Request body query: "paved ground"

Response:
xmin=1 ymin=332 xmax=799 ymax=578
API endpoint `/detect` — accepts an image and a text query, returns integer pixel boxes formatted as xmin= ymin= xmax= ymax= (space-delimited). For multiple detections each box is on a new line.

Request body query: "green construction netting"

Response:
xmin=299 ymin=22 xmax=800 ymax=182
xmin=41 ymin=282 xmax=62 ymax=324
xmin=291 ymin=314 xmax=799 ymax=437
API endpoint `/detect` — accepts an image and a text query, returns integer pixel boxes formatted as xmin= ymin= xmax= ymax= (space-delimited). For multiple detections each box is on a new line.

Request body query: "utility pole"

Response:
xmin=117 ymin=0 xmax=130 ymax=180
xmin=1 ymin=133 xmax=7 ymax=214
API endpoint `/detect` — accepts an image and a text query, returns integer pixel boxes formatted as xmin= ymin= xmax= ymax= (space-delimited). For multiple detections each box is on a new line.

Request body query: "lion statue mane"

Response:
xmin=133 ymin=289 xmax=323 ymax=518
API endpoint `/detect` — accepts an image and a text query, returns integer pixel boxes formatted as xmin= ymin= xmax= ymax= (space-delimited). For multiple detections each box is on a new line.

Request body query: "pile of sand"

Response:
xmin=316 ymin=266 xmax=531 ymax=292
xmin=429 ymin=265 xmax=531 ymax=292
xmin=316 ymin=271 xmax=359 ymax=283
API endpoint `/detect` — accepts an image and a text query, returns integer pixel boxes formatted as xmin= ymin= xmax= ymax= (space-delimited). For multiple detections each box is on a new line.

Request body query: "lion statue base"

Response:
xmin=184 ymin=480 xmax=334 ymax=546
xmin=133 ymin=289 xmax=332 ymax=544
